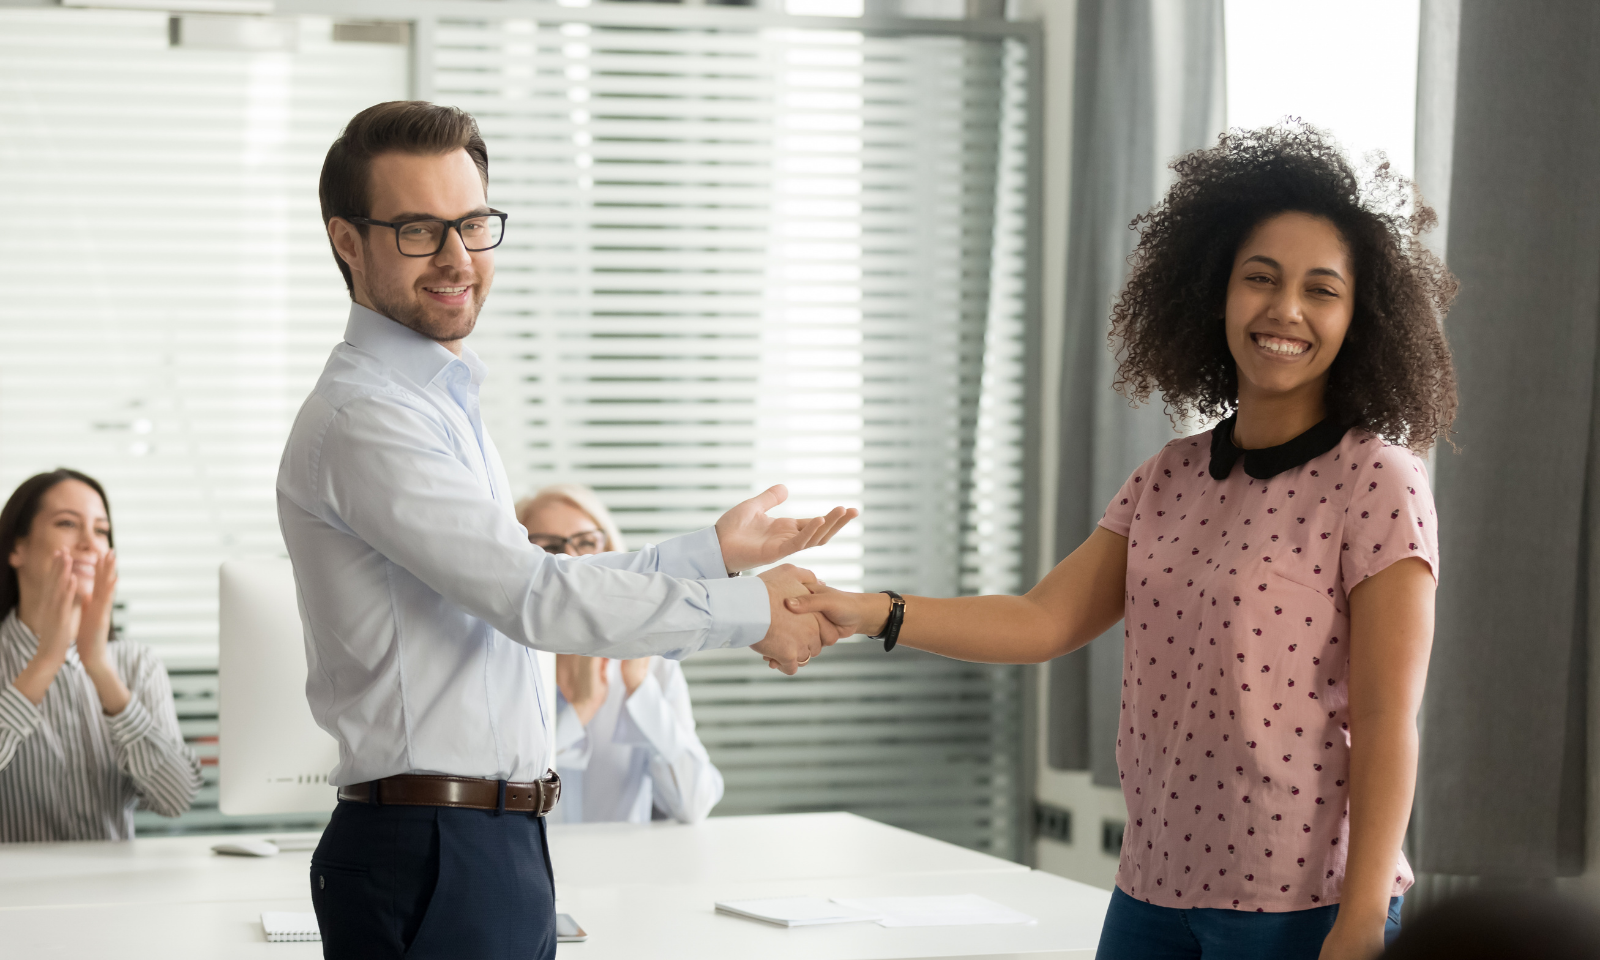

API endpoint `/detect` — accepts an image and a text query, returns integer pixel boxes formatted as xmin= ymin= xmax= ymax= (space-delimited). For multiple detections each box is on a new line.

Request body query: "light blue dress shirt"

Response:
xmin=277 ymin=304 xmax=770 ymax=786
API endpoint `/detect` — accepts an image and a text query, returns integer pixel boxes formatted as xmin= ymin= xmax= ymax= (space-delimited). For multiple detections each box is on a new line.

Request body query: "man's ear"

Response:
xmin=328 ymin=218 xmax=365 ymax=279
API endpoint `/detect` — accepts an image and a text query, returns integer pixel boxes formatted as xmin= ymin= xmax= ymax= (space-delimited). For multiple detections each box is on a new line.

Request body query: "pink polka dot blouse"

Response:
xmin=1098 ymin=424 xmax=1438 ymax=912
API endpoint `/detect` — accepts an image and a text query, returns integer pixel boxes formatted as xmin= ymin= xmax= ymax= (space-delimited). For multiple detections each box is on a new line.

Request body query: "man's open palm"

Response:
xmin=715 ymin=484 xmax=858 ymax=573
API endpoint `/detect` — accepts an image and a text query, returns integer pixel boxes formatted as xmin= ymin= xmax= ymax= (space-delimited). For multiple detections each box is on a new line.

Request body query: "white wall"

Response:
xmin=1225 ymin=0 xmax=1420 ymax=181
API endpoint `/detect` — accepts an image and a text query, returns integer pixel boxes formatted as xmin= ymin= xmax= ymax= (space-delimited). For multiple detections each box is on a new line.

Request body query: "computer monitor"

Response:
xmin=217 ymin=558 xmax=561 ymax=816
xmin=218 ymin=558 xmax=339 ymax=816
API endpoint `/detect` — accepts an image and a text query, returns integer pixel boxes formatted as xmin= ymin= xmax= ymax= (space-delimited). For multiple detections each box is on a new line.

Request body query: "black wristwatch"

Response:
xmin=872 ymin=590 xmax=906 ymax=652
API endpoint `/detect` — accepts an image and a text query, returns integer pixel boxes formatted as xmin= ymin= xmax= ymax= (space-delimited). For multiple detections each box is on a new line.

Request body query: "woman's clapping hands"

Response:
xmin=556 ymin=654 xmax=655 ymax=726
xmin=34 ymin=549 xmax=80 ymax=661
xmin=75 ymin=549 xmax=117 ymax=669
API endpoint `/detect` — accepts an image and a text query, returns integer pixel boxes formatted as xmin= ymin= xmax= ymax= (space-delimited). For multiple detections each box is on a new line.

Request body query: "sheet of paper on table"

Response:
xmin=714 ymin=897 xmax=884 ymax=927
xmin=830 ymin=894 xmax=1037 ymax=928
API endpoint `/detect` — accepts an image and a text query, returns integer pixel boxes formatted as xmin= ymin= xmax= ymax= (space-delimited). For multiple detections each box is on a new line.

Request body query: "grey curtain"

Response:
xmin=1046 ymin=0 xmax=1225 ymax=785
xmin=1417 ymin=0 xmax=1600 ymax=878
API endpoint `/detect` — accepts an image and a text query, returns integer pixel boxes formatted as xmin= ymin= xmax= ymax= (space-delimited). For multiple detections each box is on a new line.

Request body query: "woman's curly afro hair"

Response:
xmin=1110 ymin=121 xmax=1459 ymax=452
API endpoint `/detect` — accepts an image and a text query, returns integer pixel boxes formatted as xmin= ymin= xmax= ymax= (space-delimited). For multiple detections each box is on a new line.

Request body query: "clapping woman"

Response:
xmin=517 ymin=484 xmax=724 ymax=824
xmin=0 ymin=469 xmax=201 ymax=841
xmin=789 ymin=124 xmax=1456 ymax=960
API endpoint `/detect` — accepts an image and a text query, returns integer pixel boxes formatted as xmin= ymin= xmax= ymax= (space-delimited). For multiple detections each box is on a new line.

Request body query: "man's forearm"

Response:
xmin=575 ymin=527 xmax=725 ymax=579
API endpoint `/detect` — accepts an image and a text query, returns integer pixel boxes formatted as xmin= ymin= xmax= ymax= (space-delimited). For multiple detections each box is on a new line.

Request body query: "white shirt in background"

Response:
xmin=552 ymin=657 xmax=723 ymax=824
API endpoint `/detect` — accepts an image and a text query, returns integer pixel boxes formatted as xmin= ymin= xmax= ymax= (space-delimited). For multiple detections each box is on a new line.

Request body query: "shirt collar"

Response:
xmin=342 ymin=302 xmax=487 ymax=391
xmin=1208 ymin=413 xmax=1350 ymax=481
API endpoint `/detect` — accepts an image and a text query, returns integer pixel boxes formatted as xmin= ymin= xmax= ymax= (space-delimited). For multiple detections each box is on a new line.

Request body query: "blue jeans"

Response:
xmin=1096 ymin=886 xmax=1403 ymax=960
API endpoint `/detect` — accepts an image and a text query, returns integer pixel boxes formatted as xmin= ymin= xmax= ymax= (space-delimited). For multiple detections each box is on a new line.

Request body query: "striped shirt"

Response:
xmin=0 ymin=611 xmax=201 ymax=842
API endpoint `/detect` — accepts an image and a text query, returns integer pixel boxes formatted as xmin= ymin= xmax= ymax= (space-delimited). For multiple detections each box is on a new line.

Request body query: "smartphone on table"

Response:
xmin=556 ymin=913 xmax=588 ymax=943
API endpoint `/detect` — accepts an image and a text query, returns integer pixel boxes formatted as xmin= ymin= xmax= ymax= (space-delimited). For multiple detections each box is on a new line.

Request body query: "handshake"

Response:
xmin=750 ymin=565 xmax=857 ymax=675
xmin=712 ymin=483 xmax=893 ymax=675
xmin=746 ymin=561 xmax=907 ymax=677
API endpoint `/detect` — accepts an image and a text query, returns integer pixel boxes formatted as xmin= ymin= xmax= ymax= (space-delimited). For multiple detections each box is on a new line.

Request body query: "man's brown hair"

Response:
xmin=318 ymin=101 xmax=490 ymax=295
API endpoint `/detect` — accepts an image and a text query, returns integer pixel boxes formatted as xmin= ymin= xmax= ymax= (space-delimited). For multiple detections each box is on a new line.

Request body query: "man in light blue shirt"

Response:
xmin=277 ymin=101 xmax=853 ymax=960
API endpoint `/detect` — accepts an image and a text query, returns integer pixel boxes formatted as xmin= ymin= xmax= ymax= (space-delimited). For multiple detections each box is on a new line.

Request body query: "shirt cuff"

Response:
xmin=691 ymin=575 xmax=769 ymax=653
xmin=654 ymin=526 xmax=731 ymax=581
xmin=104 ymin=696 xmax=158 ymax=746
xmin=0 ymin=683 xmax=42 ymax=740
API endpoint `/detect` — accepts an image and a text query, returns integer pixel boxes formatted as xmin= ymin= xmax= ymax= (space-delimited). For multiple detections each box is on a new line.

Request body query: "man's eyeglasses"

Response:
xmin=529 ymin=529 xmax=607 ymax=556
xmin=347 ymin=212 xmax=508 ymax=258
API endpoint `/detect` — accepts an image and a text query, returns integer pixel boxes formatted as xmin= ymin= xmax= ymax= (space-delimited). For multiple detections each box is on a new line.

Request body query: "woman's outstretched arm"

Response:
xmin=786 ymin=526 xmax=1129 ymax=664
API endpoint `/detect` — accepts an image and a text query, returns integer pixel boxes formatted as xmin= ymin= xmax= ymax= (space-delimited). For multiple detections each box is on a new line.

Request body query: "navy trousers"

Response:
xmin=1096 ymin=886 xmax=1403 ymax=960
xmin=310 ymin=800 xmax=556 ymax=960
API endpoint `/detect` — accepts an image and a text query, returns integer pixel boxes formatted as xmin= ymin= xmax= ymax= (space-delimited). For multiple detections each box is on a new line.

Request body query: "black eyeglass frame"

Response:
xmin=346 ymin=211 xmax=509 ymax=258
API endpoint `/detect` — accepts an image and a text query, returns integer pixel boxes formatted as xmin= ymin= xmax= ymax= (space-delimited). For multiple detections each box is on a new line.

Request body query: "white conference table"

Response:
xmin=0 ymin=812 xmax=1111 ymax=959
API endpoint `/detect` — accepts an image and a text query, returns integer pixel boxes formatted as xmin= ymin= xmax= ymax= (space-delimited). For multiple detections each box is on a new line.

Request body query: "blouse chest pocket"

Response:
xmin=1193 ymin=568 xmax=1347 ymax=739
xmin=1210 ymin=558 xmax=1341 ymax=648
xmin=1208 ymin=529 xmax=1341 ymax=618
xmin=1259 ymin=568 xmax=1344 ymax=646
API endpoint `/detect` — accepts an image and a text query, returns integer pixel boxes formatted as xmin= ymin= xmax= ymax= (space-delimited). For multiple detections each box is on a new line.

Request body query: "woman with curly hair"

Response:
xmin=789 ymin=122 xmax=1456 ymax=960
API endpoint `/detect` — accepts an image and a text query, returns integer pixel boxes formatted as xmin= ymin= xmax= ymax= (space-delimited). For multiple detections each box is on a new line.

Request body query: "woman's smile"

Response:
xmin=1251 ymin=332 xmax=1312 ymax=359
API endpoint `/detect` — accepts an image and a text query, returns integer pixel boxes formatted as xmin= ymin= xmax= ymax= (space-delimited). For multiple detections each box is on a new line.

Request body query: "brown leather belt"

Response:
xmin=337 ymin=773 xmax=561 ymax=816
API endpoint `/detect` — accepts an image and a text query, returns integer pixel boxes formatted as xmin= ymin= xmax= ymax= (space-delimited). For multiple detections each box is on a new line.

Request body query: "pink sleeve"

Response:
xmin=1339 ymin=441 xmax=1440 ymax=587
xmin=1098 ymin=450 xmax=1163 ymax=538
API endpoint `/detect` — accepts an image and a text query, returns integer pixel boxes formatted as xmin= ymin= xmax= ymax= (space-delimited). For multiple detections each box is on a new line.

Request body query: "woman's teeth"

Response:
xmin=1253 ymin=333 xmax=1309 ymax=356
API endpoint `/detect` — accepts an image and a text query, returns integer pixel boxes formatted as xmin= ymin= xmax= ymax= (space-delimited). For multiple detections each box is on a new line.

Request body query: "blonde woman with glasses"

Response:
xmin=517 ymin=485 xmax=723 ymax=824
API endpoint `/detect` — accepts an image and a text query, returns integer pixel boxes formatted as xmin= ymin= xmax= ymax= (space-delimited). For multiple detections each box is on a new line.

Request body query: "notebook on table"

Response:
xmin=261 ymin=912 xmax=321 ymax=943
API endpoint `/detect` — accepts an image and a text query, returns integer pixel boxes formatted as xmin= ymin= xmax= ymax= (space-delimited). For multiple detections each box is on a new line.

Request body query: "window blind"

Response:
xmin=0 ymin=9 xmax=408 ymax=660
xmin=429 ymin=15 xmax=1031 ymax=600
xmin=0 ymin=8 xmax=408 ymax=830
xmin=0 ymin=6 xmax=1036 ymax=854
xmin=426 ymin=13 xmax=1035 ymax=856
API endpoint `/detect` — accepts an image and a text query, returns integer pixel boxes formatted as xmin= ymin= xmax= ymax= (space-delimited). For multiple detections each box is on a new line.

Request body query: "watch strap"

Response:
xmin=872 ymin=590 xmax=906 ymax=652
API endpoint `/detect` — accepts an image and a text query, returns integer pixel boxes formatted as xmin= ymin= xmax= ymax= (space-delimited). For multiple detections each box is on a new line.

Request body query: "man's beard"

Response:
xmin=368 ymin=274 xmax=487 ymax=344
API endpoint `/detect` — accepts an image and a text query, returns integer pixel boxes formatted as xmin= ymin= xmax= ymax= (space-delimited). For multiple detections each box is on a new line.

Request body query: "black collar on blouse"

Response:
xmin=1208 ymin=413 xmax=1351 ymax=481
